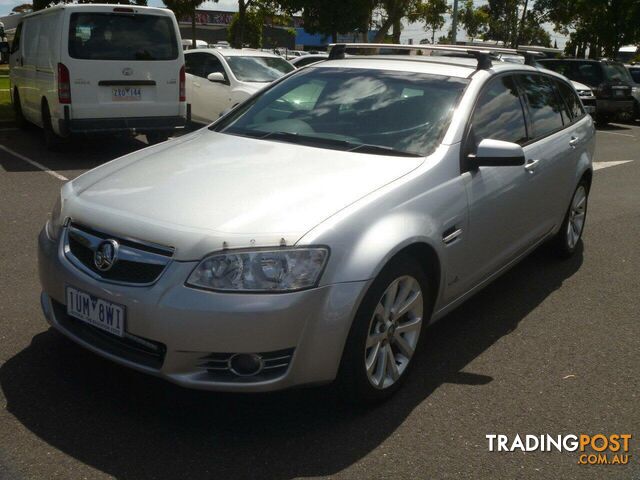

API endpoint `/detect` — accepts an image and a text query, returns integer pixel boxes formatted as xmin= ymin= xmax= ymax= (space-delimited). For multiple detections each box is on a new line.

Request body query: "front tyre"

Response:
xmin=550 ymin=181 xmax=589 ymax=258
xmin=338 ymin=255 xmax=432 ymax=403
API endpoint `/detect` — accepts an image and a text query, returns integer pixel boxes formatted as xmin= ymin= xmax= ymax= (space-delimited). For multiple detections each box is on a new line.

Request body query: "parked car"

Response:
xmin=538 ymin=58 xmax=635 ymax=124
xmin=184 ymin=48 xmax=294 ymax=124
xmin=289 ymin=53 xmax=329 ymax=68
xmin=181 ymin=39 xmax=208 ymax=50
xmin=39 ymin=44 xmax=595 ymax=403
xmin=625 ymin=65 xmax=640 ymax=119
xmin=9 ymin=4 xmax=186 ymax=148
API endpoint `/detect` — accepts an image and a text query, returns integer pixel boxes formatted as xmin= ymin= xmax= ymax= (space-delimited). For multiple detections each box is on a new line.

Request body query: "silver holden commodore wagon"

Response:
xmin=38 ymin=44 xmax=595 ymax=402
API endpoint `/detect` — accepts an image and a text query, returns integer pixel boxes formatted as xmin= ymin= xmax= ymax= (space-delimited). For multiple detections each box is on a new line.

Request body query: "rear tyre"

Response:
xmin=146 ymin=132 xmax=170 ymax=145
xmin=338 ymin=255 xmax=432 ymax=403
xmin=549 ymin=180 xmax=589 ymax=258
xmin=42 ymin=101 xmax=66 ymax=151
xmin=13 ymin=89 xmax=27 ymax=129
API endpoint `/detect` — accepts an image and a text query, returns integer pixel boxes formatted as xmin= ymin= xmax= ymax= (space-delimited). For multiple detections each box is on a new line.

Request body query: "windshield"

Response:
xmin=225 ymin=56 xmax=294 ymax=82
xmin=69 ymin=13 xmax=178 ymax=61
xmin=213 ymin=67 xmax=468 ymax=157
xmin=603 ymin=63 xmax=634 ymax=83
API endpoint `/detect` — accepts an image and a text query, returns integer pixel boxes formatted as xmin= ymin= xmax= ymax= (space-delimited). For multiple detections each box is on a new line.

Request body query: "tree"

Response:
xmin=282 ymin=0 xmax=372 ymax=43
xmin=163 ymin=0 xmax=214 ymax=49
xmin=409 ymin=0 xmax=449 ymax=45
xmin=458 ymin=0 xmax=489 ymax=42
xmin=535 ymin=0 xmax=640 ymax=58
xmin=373 ymin=0 xmax=415 ymax=43
xmin=12 ymin=3 xmax=33 ymax=13
xmin=228 ymin=8 xmax=263 ymax=48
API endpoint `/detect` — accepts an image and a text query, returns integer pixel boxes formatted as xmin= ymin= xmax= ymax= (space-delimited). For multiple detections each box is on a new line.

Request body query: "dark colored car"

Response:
xmin=539 ymin=59 xmax=635 ymax=124
xmin=626 ymin=65 xmax=640 ymax=119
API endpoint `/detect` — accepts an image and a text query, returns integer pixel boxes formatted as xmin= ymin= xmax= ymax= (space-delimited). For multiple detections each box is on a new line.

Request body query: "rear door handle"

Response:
xmin=524 ymin=159 xmax=540 ymax=173
xmin=569 ymin=136 xmax=580 ymax=148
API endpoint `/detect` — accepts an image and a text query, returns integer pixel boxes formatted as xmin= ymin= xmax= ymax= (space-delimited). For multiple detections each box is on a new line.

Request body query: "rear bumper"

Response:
xmin=60 ymin=115 xmax=187 ymax=135
xmin=595 ymin=99 xmax=634 ymax=114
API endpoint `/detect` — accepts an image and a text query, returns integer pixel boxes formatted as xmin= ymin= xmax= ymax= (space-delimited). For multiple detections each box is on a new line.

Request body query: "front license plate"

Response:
xmin=66 ymin=286 xmax=125 ymax=337
xmin=112 ymin=87 xmax=142 ymax=101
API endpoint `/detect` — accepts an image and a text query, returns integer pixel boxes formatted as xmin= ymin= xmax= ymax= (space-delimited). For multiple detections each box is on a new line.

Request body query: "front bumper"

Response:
xmin=38 ymin=227 xmax=367 ymax=392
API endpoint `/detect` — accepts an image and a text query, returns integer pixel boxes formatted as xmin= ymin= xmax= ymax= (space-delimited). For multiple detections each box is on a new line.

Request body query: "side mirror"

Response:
xmin=207 ymin=72 xmax=226 ymax=83
xmin=469 ymin=138 xmax=525 ymax=168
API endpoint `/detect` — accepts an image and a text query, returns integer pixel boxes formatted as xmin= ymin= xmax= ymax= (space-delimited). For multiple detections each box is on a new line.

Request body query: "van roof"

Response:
xmin=23 ymin=3 xmax=174 ymax=19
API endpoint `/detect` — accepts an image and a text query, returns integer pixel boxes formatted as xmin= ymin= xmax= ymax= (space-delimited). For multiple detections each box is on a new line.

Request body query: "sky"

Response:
xmin=0 ymin=0 xmax=568 ymax=48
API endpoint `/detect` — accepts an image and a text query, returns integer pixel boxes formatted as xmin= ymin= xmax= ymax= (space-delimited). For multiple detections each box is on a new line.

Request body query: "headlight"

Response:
xmin=45 ymin=196 xmax=62 ymax=241
xmin=186 ymin=247 xmax=329 ymax=292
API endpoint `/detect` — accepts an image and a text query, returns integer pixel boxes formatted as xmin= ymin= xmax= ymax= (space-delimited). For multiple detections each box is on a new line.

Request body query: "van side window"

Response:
xmin=556 ymin=80 xmax=585 ymax=121
xmin=518 ymin=74 xmax=564 ymax=139
xmin=470 ymin=75 xmax=528 ymax=148
xmin=11 ymin=22 xmax=22 ymax=54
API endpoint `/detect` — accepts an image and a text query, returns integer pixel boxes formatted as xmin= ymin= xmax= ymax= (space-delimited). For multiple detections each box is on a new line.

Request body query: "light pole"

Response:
xmin=451 ymin=0 xmax=459 ymax=44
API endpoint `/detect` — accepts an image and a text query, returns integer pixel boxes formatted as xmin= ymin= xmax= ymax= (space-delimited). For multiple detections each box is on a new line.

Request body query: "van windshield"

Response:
xmin=68 ymin=13 xmax=178 ymax=61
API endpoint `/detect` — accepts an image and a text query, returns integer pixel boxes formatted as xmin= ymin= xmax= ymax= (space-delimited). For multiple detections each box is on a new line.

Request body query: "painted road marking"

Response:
xmin=0 ymin=144 xmax=68 ymax=181
xmin=593 ymin=160 xmax=634 ymax=171
xmin=597 ymin=130 xmax=635 ymax=138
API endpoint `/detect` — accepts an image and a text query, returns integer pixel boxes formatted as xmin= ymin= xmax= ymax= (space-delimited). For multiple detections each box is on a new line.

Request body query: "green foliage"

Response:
xmin=408 ymin=0 xmax=449 ymax=44
xmin=228 ymin=9 xmax=263 ymax=48
xmin=535 ymin=0 xmax=640 ymax=58
xmin=281 ymin=0 xmax=372 ymax=42
xmin=459 ymin=0 xmax=489 ymax=41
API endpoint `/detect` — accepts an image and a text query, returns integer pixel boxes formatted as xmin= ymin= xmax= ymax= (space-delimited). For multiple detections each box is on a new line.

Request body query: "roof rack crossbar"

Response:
xmin=516 ymin=50 xmax=546 ymax=66
xmin=328 ymin=43 xmax=520 ymax=70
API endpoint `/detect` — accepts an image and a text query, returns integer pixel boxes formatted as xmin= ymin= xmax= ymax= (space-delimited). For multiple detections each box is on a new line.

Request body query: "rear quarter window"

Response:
xmin=556 ymin=80 xmax=585 ymax=122
xmin=68 ymin=12 xmax=178 ymax=61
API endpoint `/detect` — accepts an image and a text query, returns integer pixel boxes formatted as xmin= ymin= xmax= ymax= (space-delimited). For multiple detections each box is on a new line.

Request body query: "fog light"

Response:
xmin=228 ymin=353 xmax=264 ymax=376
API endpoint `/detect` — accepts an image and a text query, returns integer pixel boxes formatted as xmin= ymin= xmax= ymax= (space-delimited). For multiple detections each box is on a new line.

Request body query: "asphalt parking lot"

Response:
xmin=0 ymin=122 xmax=639 ymax=480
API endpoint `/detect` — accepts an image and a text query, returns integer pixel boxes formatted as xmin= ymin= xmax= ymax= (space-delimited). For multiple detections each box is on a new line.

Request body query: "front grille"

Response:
xmin=52 ymin=300 xmax=166 ymax=369
xmin=64 ymin=223 xmax=173 ymax=285
xmin=198 ymin=348 xmax=295 ymax=382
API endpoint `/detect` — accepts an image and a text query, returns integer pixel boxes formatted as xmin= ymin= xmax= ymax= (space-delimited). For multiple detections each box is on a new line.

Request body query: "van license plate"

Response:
xmin=66 ymin=286 xmax=125 ymax=337
xmin=112 ymin=87 xmax=142 ymax=101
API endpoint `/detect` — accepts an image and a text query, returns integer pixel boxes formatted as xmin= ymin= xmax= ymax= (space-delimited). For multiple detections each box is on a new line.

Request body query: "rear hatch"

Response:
xmin=62 ymin=6 xmax=183 ymax=119
xmin=602 ymin=62 xmax=635 ymax=100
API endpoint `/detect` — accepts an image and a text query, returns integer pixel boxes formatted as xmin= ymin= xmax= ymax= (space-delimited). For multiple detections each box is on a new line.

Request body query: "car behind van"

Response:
xmin=9 ymin=4 xmax=187 ymax=147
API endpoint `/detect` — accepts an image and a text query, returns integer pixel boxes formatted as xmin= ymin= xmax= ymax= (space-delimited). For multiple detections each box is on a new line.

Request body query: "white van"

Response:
xmin=9 ymin=4 xmax=187 ymax=147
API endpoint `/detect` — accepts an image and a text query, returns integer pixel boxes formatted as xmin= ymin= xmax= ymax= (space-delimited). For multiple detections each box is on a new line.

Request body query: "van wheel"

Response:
xmin=42 ymin=102 xmax=66 ymax=151
xmin=146 ymin=132 xmax=169 ymax=145
xmin=337 ymin=254 xmax=432 ymax=403
xmin=13 ymin=89 xmax=27 ymax=129
xmin=549 ymin=180 xmax=589 ymax=258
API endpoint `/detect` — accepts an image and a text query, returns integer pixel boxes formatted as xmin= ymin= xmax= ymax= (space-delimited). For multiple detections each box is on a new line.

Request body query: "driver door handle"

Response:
xmin=524 ymin=159 xmax=540 ymax=173
xmin=569 ymin=136 xmax=580 ymax=148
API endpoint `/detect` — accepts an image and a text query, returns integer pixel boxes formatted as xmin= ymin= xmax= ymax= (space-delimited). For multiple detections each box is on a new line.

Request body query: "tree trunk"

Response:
xmin=373 ymin=15 xmax=395 ymax=43
xmin=234 ymin=1 xmax=247 ymax=48
xmin=332 ymin=31 xmax=338 ymax=43
xmin=392 ymin=16 xmax=401 ymax=43
xmin=431 ymin=26 xmax=435 ymax=44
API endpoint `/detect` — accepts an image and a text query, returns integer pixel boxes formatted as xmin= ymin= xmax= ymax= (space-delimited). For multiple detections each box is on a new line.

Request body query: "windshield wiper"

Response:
xmin=227 ymin=129 xmax=422 ymax=157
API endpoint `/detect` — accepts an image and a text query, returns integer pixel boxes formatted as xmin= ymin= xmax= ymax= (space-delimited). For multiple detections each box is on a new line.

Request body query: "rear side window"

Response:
xmin=556 ymin=80 xmax=585 ymax=121
xmin=629 ymin=68 xmax=640 ymax=83
xmin=518 ymin=74 xmax=564 ymax=139
xmin=470 ymin=75 xmax=528 ymax=147
xmin=574 ymin=63 xmax=604 ymax=86
xmin=11 ymin=22 xmax=22 ymax=54
xmin=68 ymin=13 xmax=178 ymax=61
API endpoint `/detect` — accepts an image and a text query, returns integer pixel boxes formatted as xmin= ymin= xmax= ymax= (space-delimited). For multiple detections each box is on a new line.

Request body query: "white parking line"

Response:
xmin=0 ymin=144 xmax=68 ymax=181
xmin=593 ymin=160 xmax=634 ymax=171
xmin=598 ymin=130 xmax=635 ymax=138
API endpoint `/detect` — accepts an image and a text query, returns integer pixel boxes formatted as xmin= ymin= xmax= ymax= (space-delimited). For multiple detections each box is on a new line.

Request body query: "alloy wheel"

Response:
xmin=566 ymin=185 xmax=587 ymax=249
xmin=365 ymin=275 xmax=423 ymax=389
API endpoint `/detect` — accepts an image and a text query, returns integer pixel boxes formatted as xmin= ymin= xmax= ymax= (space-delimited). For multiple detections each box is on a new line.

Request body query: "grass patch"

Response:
xmin=0 ymin=76 xmax=14 ymax=122
xmin=0 ymin=64 xmax=9 ymax=75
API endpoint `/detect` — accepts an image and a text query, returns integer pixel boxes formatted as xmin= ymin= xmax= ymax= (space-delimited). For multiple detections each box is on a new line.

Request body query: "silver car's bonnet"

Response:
xmin=63 ymin=129 xmax=424 ymax=260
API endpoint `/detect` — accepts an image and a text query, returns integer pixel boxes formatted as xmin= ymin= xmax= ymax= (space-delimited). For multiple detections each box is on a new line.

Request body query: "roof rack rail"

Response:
xmin=328 ymin=43 xmax=519 ymax=70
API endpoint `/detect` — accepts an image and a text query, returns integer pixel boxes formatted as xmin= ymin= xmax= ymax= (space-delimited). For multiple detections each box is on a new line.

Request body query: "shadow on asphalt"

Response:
xmin=0 ymin=245 xmax=583 ymax=479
